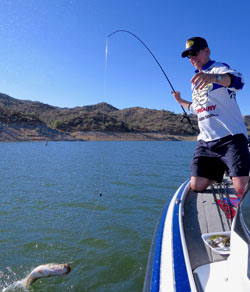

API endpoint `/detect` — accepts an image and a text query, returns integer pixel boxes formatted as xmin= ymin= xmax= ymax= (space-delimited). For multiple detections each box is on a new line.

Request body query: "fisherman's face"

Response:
xmin=188 ymin=47 xmax=210 ymax=71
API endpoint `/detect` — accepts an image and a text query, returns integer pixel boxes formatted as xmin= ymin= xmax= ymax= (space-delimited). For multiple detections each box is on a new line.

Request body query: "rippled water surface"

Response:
xmin=0 ymin=141 xmax=196 ymax=291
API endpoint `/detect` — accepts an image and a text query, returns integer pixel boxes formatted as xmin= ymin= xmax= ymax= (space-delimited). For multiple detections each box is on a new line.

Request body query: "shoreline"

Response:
xmin=0 ymin=130 xmax=197 ymax=142
xmin=70 ymin=131 xmax=196 ymax=141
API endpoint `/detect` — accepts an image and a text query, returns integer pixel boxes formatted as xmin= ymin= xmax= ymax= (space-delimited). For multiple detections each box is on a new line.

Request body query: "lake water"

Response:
xmin=0 ymin=141 xmax=196 ymax=291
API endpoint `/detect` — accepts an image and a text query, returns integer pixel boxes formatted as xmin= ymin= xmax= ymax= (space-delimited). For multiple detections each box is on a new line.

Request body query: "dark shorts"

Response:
xmin=191 ymin=134 xmax=250 ymax=183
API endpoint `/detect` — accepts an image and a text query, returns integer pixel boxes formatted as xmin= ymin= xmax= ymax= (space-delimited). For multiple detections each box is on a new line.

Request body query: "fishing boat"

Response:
xmin=143 ymin=175 xmax=250 ymax=291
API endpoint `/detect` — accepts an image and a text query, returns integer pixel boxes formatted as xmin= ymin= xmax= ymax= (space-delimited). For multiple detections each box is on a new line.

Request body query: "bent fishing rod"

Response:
xmin=106 ymin=29 xmax=194 ymax=131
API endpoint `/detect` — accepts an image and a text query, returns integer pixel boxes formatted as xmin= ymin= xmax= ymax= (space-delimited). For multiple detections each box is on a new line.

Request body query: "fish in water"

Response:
xmin=23 ymin=263 xmax=71 ymax=287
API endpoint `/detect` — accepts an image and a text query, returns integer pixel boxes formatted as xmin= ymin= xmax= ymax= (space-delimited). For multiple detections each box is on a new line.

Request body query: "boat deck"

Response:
xmin=183 ymin=179 xmax=238 ymax=271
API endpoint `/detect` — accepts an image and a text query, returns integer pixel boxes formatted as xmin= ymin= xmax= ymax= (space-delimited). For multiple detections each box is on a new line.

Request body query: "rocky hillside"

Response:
xmin=0 ymin=92 xmax=249 ymax=141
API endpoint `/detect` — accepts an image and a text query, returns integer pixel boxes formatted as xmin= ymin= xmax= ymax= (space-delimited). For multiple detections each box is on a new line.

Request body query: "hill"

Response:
xmin=0 ymin=92 xmax=249 ymax=141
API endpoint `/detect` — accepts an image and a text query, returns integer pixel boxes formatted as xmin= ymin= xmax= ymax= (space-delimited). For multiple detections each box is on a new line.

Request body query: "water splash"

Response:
xmin=0 ymin=266 xmax=28 ymax=291
xmin=2 ymin=279 xmax=29 ymax=292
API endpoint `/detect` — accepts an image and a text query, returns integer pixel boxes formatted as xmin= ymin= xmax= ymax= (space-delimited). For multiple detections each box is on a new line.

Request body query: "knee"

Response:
xmin=190 ymin=181 xmax=206 ymax=193
xmin=232 ymin=177 xmax=249 ymax=196
xmin=190 ymin=177 xmax=213 ymax=193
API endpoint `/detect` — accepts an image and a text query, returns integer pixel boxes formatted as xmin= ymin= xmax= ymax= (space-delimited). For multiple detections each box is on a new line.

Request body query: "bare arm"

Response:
xmin=191 ymin=72 xmax=232 ymax=90
xmin=171 ymin=91 xmax=191 ymax=111
xmin=172 ymin=73 xmax=232 ymax=111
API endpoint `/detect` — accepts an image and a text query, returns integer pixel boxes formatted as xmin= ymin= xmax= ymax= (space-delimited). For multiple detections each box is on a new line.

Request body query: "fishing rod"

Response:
xmin=106 ymin=29 xmax=194 ymax=131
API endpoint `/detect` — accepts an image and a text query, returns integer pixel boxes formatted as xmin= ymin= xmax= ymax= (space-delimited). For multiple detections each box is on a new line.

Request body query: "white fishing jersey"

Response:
xmin=189 ymin=60 xmax=248 ymax=141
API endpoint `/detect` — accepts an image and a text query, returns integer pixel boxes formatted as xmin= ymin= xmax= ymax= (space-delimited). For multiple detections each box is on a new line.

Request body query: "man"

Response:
xmin=172 ymin=36 xmax=250 ymax=195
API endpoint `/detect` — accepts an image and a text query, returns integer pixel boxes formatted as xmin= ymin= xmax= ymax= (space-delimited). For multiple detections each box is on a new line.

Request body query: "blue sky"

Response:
xmin=0 ymin=0 xmax=249 ymax=114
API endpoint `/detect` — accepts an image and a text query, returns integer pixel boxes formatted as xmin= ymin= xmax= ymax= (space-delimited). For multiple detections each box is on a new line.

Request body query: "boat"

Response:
xmin=143 ymin=175 xmax=250 ymax=291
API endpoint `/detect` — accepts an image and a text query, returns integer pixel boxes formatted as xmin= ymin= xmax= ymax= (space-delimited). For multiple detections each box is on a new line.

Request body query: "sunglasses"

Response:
xmin=187 ymin=50 xmax=200 ymax=59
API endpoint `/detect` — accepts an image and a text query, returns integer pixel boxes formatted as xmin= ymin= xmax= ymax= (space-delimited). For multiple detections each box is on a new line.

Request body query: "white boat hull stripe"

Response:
xmin=172 ymin=180 xmax=191 ymax=291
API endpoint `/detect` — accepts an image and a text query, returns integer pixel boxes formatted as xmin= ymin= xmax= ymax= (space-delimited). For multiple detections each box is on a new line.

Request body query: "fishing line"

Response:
xmin=106 ymin=29 xmax=194 ymax=131
xmin=104 ymin=38 xmax=109 ymax=103
xmin=67 ymin=37 xmax=109 ymax=272
xmin=68 ymin=192 xmax=103 ymax=264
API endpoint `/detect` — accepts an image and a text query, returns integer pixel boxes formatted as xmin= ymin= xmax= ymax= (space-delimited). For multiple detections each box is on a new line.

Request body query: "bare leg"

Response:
xmin=190 ymin=176 xmax=214 ymax=192
xmin=232 ymin=176 xmax=249 ymax=196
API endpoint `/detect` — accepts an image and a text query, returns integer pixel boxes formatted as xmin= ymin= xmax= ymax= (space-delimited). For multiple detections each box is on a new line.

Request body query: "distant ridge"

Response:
xmin=0 ymin=92 xmax=249 ymax=141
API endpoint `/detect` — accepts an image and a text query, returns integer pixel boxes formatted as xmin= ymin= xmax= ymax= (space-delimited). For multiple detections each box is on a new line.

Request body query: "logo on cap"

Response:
xmin=186 ymin=40 xmax=194 ymax=49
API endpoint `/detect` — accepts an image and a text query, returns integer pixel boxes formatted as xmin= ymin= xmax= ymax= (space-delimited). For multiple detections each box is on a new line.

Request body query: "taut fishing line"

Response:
xmin=69 ymin=192 xmax=103 ymax=264
xmin=68 ymin=44 xmax=108 ymax=267
xmin=106 ymin=29 xmax=194 ymax=131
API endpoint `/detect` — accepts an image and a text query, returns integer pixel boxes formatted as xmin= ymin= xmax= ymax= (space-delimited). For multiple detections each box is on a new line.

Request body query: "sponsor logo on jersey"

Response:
xmin=192 ymin=83 xmax=213 ymax=111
